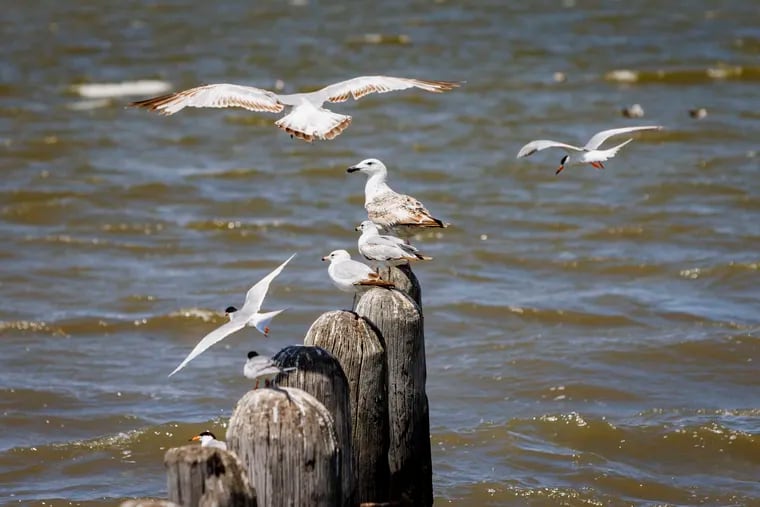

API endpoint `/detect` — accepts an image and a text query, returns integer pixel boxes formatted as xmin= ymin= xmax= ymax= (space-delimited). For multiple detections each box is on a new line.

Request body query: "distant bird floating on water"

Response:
xmin=621 ymin=103 xmax=645 ymax=118
xmin=516 ymin=125 xmax=663 ymax=175
xmin=356 ymin=220 xmax=432 ymax=268
xmin=168 ymin=254 xmax=295 ymax=377
xmin=130 ymin=76 xmax=460 ymax=142
xmin=347 ymin=158 xmax=448 ymax=234
xmin=244 ymin=351 xmax=296 ymax=389
xmin=190 ymin=430 xmax=227 ymax=450
xmin=322 ymin=249 xmax=395 ymax=293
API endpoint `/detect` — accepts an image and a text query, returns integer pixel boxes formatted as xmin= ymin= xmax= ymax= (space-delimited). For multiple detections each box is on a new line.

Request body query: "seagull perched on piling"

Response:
xmin=347 ymin=158 xmax=448 ymax=234
xmin=356 ymin=220 xmax=432 ymax=268
xmin=244 ymin=351 xmax=296 ymax=389
xmin=130 ymin=76 xmax=459 ymax=142
xmin=516 ymin=125 xmax=663 ymax=175
xmin=189 ymin=431 xmax=227 ymax=450
xmin=321 ymin=250 xmax=395 ymax=293
xmin=168 ymin=254 xmax=295 ymax=377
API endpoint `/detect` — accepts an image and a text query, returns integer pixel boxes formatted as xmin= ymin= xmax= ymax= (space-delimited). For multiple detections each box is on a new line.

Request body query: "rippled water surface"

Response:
xmin=2 ymin=1 xmax=759 ymax=505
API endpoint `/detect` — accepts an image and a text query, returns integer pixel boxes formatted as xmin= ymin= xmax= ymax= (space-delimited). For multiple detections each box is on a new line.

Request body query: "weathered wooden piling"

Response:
xmin=355 ymin=280 xmax=432 ymax=506
xmin=226 ymin=387 xmax=345 ymax=507
xmin=303 ymin=310 xmax=389 ymax=504
xmin=377 ymin=263 xmax=421 ymax=306
xmin=272 ymin=344 xmax=355 ymax=506
xmin=164 ymin=445 xmax=256 ymax=507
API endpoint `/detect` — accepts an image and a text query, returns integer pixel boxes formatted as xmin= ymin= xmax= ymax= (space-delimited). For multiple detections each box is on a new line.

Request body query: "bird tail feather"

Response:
xmin=275 ymin=106 xmax=351 ymax=142
xmin=605 ymin=138 xmax=633 ymax=158
xmin=253 ymin=309 xmax=286 ymax=336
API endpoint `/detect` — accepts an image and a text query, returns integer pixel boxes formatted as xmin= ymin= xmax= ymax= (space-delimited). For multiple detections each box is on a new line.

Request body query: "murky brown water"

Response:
xmin=1 ymin=1 xmax=759 ymax=505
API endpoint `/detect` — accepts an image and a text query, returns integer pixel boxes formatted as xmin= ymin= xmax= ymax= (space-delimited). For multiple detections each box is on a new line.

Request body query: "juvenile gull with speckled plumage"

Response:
xmin=347 ymin=158 xmax=449 ymax=235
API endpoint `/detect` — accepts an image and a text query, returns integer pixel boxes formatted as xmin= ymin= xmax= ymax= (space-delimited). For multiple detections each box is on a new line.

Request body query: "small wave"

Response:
xmin=69 ymin=80 xmax=172 ymax=99
xmin=66 ymin=98 xmax=112 ymax=111
xmin=347 ymin=33 xmax=412 ymax=46
xmin=444 ymin=302 xmax=639 ymax=327
xmin=604 ymin=65 xmax=760 ymax=84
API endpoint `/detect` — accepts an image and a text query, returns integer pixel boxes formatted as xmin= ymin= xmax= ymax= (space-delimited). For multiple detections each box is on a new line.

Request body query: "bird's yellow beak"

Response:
xmin=555 ymin=165 xmax=565 ymax=175
xmin=190 ymin=435 xmax=201 ymax=442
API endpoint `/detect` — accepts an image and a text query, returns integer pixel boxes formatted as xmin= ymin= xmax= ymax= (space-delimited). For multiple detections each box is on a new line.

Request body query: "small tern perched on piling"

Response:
xmin=189 ymin=430 xmax=227 ymax=450
xmin=130 ymin=76 xmax=459 ymax=142
xmin=168 ymin=254 xmax=295 ymax=377
xmin=244 ymin=350 xmax=297 ymax=389
xmin=516 ymin=125 xmax=663 ymax=174
xmin=322 ymin=250 xmax=395 ymax=293
xmin=347 ymin=158 xmax=448 ymax=234
xmin=356 ymin=220 xmax=432 ymax=268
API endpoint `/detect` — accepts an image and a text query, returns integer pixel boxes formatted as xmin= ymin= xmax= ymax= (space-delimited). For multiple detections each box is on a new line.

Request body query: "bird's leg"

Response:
xmin=254 ymin=379 xmax=259 ymax=390
xmin=265 ymin=379 xmax=271 ymax=388
xmin=271 ymin=383 xmax=293 ymax=404
xmin=590 ymin=162 xmax=605 ymax=169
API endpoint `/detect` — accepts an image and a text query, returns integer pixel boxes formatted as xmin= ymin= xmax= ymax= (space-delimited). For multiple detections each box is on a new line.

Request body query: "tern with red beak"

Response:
xmin=516 ymin=125 xmax=663 ymax=175
xmin=244 ymin=351 xmax=296 ymax=389
xmin=168 ymin=253 xmax=295 ymax=377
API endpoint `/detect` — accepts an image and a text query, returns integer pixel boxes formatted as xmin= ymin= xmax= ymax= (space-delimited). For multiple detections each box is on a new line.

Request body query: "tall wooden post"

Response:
xmin=355 ymin=282 xmax=432 ymax=506
xmin=303 ymin=310 xmax=389 ymax=504
xmin=165 ymin=445 xmax=256 ymax=507
xmin=226 ymin=387 xmax=344 ymax=507
xmin=272 ymin=344 xmax=355 ymax=506
xmin=377 ymin=264 xmax=421 ymax=306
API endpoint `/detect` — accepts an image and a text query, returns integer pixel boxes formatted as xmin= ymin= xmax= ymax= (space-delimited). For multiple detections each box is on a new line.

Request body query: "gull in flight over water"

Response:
xmin=516 ymin=125 xmax=663 ymax=174
xmin=356 ymin=220 xmax=432 ymax=268
xmin=189 ymin=431 xmax=227 ymax=451
xmin=347 ymin=158 xmax=448 ymax=234
xmin=130 ymin=76 xmax=460 ymax=142
xmin=244 ymin=350 xmax=297 ymax=389
xmin=322 ymin=250 xmax=395 ymax=293
xmin=168 ymin=253 xmax=295 ymax=377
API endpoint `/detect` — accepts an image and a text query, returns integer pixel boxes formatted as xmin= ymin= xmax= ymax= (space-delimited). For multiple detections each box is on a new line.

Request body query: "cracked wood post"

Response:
xmin=164 ymin=445 xmax=256 ymax=507
xmin=226 ymin=387 xmax=344 ymax=507
xmin=355 ymin=269 xmax=432 ymax=507
xmin=376 ymin=263 xmax=421 ymax=307
xmin=303 ymin=310 xmax=389 ymax=504
xmin=272 ymin=344 xmax=355 ymax=506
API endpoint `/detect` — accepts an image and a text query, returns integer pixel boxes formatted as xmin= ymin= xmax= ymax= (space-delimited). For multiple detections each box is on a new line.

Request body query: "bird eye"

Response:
xmin=367 ymin=161 xmax=374 ymax=165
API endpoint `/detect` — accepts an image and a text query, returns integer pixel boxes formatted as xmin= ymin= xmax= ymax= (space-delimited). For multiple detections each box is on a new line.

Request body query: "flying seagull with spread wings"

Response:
xmin=516 ymin=125 xmax=663 ymax=174
xmin=130 ymin=76 xmax=460 ymax=142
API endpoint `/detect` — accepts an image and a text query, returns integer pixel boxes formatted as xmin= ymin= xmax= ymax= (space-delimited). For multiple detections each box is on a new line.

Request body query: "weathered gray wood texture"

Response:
xmin=226 ymin=387 xmax=344 ymax=507
xmin=303 ymin=310 xmax=389 ymax=504
xmin=377 ymin=263 xmax=421 ymax=306
xmin=164 ymin=445 xmax=256 ymax=507
xmin=355 ymin=284 xmax=432 ymax=506
xmin=272 ymin=344 xmax=355 ymax=506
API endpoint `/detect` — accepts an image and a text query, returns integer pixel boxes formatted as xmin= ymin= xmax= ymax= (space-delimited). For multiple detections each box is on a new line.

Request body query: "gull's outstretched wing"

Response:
xmin=516 ymin=140 xmax=584 ymax=158
xmin=241 ymin=253 xmax=296 ymax=316
xmin=584 ymin=125 xmax=662 ymax=150
xmin=168 ymin=319 xmax=246 ymax=377
xmin=314 ymin=76 xmax=460 ymax=103
xmin=131 ymin=84 xmax=285 ymax=115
